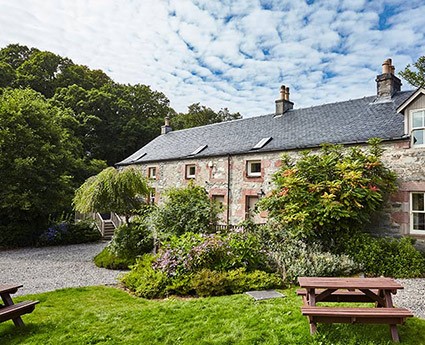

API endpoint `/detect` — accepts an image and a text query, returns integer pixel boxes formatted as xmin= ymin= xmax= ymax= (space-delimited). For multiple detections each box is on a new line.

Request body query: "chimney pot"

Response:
xmin=382 ymin=59 xmax=391 ymax=74
xmin=161 ymin=116 xmax=172 ymax=134
xmin=280 ymin=85 xmax=285 ymax=100
xmin=285 ymin=87 xmax=290 ymax=101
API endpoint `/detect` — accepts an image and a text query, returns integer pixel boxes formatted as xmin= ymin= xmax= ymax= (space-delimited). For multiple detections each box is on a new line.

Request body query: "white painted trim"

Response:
xmin=247 ymin=160 xmax=262 ymax=177
xmin=397 ymin=88 xmax=425 ymax=113
xmin=410 ymin=109 xmax=425 ymax=148
xmin=410 ymin=192 xmax=425 ymax=235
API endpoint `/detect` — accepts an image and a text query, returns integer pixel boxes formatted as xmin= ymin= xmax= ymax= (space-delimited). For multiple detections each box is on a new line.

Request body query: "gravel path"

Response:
xmin=394 ymin=278 xmax=425 ymax=319
xmin=0 ymin=242 xmax=126 ymax=296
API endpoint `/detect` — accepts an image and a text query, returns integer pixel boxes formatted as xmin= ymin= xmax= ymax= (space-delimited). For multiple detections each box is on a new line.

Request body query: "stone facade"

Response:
xmin=134 ymin=132 xmax=425 ymax=246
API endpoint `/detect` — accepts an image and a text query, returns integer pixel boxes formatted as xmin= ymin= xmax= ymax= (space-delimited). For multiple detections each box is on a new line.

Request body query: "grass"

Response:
xmin=1 ymin=286 xmax=424 ymax=345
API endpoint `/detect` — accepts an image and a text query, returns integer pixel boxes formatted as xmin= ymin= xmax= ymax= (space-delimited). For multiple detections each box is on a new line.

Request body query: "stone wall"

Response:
xmin=131 ymin=139 xmax=425 ymax=242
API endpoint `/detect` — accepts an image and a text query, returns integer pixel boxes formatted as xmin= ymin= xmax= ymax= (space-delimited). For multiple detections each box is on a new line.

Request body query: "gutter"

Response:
xmin=115 ymin=136 xmax=409 ymax=167
xmin=227 ymin=154 xmax=231 ymax=227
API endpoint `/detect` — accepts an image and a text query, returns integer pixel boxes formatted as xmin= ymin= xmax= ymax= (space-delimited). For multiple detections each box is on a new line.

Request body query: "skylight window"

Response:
xmin=191 ymin=145 xmax=208 ymax=155
xmin=131 ymin=153 xmax=146 ymax=162
xmin=252 ymin=137 xmax=272 ymax=150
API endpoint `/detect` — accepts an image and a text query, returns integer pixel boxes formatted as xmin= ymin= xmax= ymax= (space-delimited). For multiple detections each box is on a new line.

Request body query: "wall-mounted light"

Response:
xmin=257 ymin=189 xmax=265 ymax=199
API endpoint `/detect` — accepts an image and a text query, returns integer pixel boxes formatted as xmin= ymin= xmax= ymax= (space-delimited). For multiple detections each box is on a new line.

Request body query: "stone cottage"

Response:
xmin=117 ymin=59 xmax=425 ymax=241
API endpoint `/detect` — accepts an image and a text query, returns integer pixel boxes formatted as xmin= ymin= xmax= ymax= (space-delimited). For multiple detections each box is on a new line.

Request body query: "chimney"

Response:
xmin=376 ymin=58 xmax=402 ymax=99
xmin=161 ymin=116 xmax=172 ymax=134
xmin=275 ymin=85 xmax=294 ymax=115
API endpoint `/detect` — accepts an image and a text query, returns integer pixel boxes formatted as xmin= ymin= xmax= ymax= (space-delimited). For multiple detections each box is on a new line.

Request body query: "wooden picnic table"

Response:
xmin=0 ymin=284 xmax=39 ymax=327
xmin=298 ymin=277 xmax=413 ymax=342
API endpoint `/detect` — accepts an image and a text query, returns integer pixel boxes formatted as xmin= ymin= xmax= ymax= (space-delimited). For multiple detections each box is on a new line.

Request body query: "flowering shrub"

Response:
xmin=259 ymin=140 xmax=397 ymax=241
xmin=121 ymin=229 xmax=279 ymax=298
xmin=152 ymin=231 xmax=268 ymax=277
xmin=38 ymin=220 xmax=100 ymax=246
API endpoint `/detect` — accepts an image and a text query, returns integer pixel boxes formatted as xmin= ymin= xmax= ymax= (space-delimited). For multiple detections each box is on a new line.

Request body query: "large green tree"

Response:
xmin=172 ymin=103 xmax=241 ymax=130
xmin=0 ymin=88 xmax=87 ymax=246
xmin=400 ymin=56 xmax=425 ymax=88
xmin=52 ymin=83 xmax=171 ymax=164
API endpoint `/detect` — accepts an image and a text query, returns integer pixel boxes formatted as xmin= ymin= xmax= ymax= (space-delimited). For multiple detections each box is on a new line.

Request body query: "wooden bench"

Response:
xmin=301 ymin=306 xmax=413 ymax=342
xmin=0 ymin=284 xmax=39 ymax=327
xmin=0 ymin=301 xmax=39 ymax=325
xmin=297 ymin=288 xmax=379 ymax=304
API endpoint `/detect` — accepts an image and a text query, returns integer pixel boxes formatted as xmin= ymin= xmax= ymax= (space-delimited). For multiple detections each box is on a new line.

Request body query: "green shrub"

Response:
xmin=37 ymin=219 xmax=100 ymax=246
xmin=266 ymin=237 xmax=359 ymax=284
xmin=94 ymin=247 xmax=132 ymax=270
xmin=108 ymin=222 xmax=154 ymax=261
xmin=191 ymin=268 xmax=282 ymax=297
xmin=340 ymin=232 xmax=425 ymax=278
xmin=0 ymin=222 xmax=44 ymax=248
xmin=121 ymin=256 xmax=282 ymax=299
xmin=121 ymin=255 xmax=169 ymax=299
xmin=153 ymin=183 xmax=221 ymax=238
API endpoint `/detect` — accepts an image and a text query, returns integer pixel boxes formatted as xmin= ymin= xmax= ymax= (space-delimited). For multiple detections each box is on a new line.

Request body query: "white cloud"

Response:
xmin=0 ymin=0 xmax=424 ymax=117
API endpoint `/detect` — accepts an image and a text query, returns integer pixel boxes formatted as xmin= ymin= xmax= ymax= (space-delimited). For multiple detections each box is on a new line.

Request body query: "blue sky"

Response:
xmin=0 ymin=0 xmax=424 ymax=117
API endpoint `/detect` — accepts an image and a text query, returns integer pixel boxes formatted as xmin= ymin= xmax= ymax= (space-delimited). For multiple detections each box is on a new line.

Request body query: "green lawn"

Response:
xmin=1 ymin=286 xmax=424 ymax=345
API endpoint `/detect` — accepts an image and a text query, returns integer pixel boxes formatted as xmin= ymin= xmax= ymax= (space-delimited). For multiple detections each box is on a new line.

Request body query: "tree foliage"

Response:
xmin=259 ymin=140 xmax=397 ymax=241
xmin=399 ymin=56 xmax=425 ymax=88
xmin=172 ymin=103 xmax=241 ymax=130
xmin=73 ymin=167 xmax=150 ymax=222
xmin=0 ymin=43 xmax=174 ymax=165
xmin=0 ymin=88 xmax=83 ymax=246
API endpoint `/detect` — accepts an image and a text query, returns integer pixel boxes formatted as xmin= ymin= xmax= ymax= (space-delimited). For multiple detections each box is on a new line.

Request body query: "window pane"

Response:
xmin=413 ymin=213 xmax=425 ymax=231
xmin=412 ymin=111 xmax=424 ymax=128
xmin=412 ymin=193 xmax=424 ymax=211
xmin=250 ymin=162 xmax=261 ymax=173
xmin=189 ymin=166 xmax=196 ymax=175
xmin=412 ymin=129 xmax=424 ymax=146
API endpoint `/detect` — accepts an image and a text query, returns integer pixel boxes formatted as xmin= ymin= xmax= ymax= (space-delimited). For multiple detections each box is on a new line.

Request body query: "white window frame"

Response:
xmin=410 ymin=192 xmax=425 ymax=235
xmin=410 ymin=109 xmax=425 ymax=148
xmin=246 ymin=160 xmax=262 ymax=177
xmin=185 ymin=164 xmax=196 ymax=179
xmin=148 ymin=167 xmax=157 ymax=180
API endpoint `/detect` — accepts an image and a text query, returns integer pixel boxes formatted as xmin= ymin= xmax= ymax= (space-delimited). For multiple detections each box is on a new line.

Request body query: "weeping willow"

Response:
xmin=73 ymin=167 xmax=150 ymax=222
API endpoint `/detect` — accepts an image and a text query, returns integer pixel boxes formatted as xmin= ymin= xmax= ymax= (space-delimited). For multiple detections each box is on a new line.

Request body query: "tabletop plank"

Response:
xmin=0 ymin=285 xmax=23 ymax=295
xmin=298 ymin=277 xmax=403 ymax=290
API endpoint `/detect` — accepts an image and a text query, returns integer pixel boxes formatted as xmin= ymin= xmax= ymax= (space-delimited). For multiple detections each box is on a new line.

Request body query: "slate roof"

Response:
xmin=117 ymin=90 xmax=414 ymax=166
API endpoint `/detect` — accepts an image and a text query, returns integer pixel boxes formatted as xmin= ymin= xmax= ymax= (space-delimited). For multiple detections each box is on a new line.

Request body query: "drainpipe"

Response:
xmin=227 ymin=154 xmax=231 ymax=227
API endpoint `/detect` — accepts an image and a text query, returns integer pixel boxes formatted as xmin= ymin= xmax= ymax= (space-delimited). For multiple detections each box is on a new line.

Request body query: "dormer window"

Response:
xmin=411 ymin=109 xmax=425 ymax=147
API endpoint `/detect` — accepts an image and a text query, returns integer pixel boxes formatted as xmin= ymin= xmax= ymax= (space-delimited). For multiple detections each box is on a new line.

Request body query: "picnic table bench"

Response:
xmin=0 ymin=284 xmax=39 ymax=327
xmin=298 ymin=277 xmax=413 ymax=342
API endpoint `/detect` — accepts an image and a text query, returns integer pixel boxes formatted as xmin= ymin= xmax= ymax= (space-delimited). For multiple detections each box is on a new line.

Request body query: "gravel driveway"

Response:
xmin=0 ymin=242 xmax=126 ymax=296
xmin=1 ymin=243 xmax=424 ymax=320
xmin=394 ymin=279 xmax=425 ymax=319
